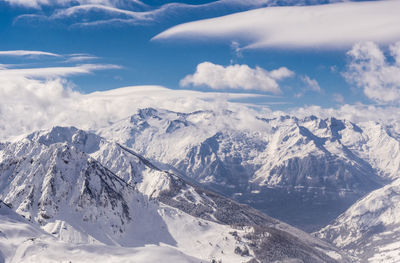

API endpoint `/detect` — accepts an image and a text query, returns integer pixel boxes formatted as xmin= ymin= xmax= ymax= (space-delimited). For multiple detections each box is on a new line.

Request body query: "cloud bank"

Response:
xmin=180 ymin=62 xmax=293 ymax=94
xmin=2 ymin=56 xmax=400 ymax=143
xmin=344 ymin=41 xmax=400 ymax=103
xmin=4 ymin=71 xmax=400 ymax=145
xmin=0 ymin=64 xmax=267 ymax=141
xmin=0 ymin=56 xmax=125 ymax=140
xmin=154 ymin=1 xmax=400 ymax=49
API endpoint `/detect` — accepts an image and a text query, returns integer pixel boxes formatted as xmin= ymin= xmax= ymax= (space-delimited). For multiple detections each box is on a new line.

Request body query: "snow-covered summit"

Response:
xmin=27 ymin=126 xmax=102 ymax=154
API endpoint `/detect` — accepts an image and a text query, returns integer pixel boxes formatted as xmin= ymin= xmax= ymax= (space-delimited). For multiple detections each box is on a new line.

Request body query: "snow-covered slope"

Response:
xmin=0 ymin=126 xmax=348 ymax=263
xmin=98 ymin=108 xmax=399 ymax=231
xmin=316 ymin=179 xmax=400 ymax=263
xmin=0 ymin=201 xmax=202 ymax=263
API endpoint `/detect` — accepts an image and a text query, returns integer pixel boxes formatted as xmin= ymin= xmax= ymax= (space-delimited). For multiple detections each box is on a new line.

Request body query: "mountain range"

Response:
xmin=98 ymin=108 xmax=400 ymax=231
xmin=1 ymin=107 xmax=400 ymax=262
xmin=0 ymin=125 xmax=347 ymax=262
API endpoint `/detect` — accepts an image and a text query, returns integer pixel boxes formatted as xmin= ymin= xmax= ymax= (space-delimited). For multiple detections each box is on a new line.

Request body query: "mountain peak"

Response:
xmin=27 ymin=126 xmax=102 ymax=154
xmin=137 ymin=107 xmax=160 ymax=119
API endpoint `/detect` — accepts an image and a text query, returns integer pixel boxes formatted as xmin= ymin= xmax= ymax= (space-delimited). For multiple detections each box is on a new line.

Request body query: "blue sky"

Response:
xmin=1 ymin=0 xmax=400 ymax=113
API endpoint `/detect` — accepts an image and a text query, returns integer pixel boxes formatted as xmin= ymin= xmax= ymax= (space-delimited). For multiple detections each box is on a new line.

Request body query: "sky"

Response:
xmin=1 ymin=0 xmax=400 ymax=139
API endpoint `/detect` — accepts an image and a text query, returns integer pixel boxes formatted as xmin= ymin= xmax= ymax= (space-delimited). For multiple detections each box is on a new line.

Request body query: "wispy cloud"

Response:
xmin=344 ymin=41 xmax=400 ymax=103
xmin=10 ymin=0 xmax=346 ymax=28
xmin=180 ymin=62 xmax=294 ymax=94
xmin=12 ymin=1 xmax=271 ymax=27
xmin=0 ymin=50 xmax=60 ymax=57
xmin=51 ymin=4 xmax=153 ymax=21
xmin=0 ymin=50 xmax=101 ymax=64
xmin=154 ymin=1 xmax=400 ymax=49
xmin=4 ymin=0 xmax=345 ymax=9
xmin=3 ymin=0 xmax=148 ymax=9
xmin=65 ymin=54 xmax=99 ymax=62
xmin=0 ymin=64 xmax=120 ymax=78
xmin=301 ymin=76 xmax=321 ymax=93
xmin=295 ymin=75 xmax=322 ymax=97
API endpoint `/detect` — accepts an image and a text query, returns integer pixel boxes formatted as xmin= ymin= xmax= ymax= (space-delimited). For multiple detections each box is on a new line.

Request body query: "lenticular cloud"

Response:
xmin=154 ymin=1 xmax=400 ymax=49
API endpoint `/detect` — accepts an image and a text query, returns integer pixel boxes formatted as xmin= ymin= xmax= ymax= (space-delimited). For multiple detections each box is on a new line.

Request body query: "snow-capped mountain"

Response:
xmin=316 ymin=178 xmax=400 ymax=263
xmin=98 ymin=108 xmax=400 ymax=231
xmin=0 ymin=126 xmax=348 ymax=263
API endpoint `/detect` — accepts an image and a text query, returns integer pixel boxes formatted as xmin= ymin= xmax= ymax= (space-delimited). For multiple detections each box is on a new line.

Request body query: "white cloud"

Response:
xmin=0 ymin=50 xmax=60 ymax=57
xmin=180 ymin=62 xmax=293 ymax=94
xmin=4 ymin=0 xmax=48 ymax=8
xmin=0 ymin=64 xmax=120 ymax=78
xmin=0 ymin=50 xmax=102 ymax=65
xmin=301 ymin=76 xmax=321 ymax=93
xmin=51 ymin=4 xmax=153 ymax=21
xmin=154 ymin=1 xmax=400 ymax=49
xmin=4 ymin=0 xmax=142 ymax=9
xmin=292 ymin=75 xmax=322 ymax=98
xmin=344 ymin=41 xmax=400 ymax=103
xmin=65 ymin=54 xmax=98 ymax=62
xmin=4 ymin=0 xmax=343 ymax=9
xmin=230 ymin=41 xmax=242 ymax=58
xmin=389 ymin=42 xmax=400 ymax=66
xmin=0 ymin=61 xmax=125 ymax=140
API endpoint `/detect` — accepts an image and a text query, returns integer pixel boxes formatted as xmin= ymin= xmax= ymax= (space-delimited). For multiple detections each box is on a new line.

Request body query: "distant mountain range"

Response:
xmin=1 ymin=107 xmax=400 ymax=262
xmin=98 ymin=108 xmax=400 ymax=231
